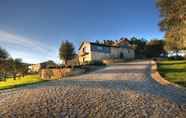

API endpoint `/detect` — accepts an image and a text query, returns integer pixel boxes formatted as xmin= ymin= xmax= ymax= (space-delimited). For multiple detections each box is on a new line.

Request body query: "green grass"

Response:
xmin=158 ymin=60 xmax=186 ymax=87
xmin=0 ymin=75 xmax=46 ymax=90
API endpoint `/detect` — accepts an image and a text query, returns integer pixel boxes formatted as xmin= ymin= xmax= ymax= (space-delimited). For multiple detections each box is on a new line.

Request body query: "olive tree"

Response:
xmin=59 ymin=41 xmax=75 ymax=66
xmin=0 ymin=47 xmax=9 ymax=80
xmin=156 ymin=0 xmax=186 ymax=52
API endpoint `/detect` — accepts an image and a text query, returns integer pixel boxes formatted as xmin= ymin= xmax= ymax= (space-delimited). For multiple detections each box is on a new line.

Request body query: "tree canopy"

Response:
xmin=156 ymin=0 xmax=186 ymax=51
xmin=0 ymin=47 xmax=28 ymax=80
xmin=0 ymin=47 xmax=9 ymax=61
xmin=129 ymin=37 xmax=147 ymax=58
xmin=145 ymin=39 xmax=165 ymax=58
xmin=45 ymin=60 xmax=57 ymax=68
xmin=59 ymin=41 xmax=75 ymax=65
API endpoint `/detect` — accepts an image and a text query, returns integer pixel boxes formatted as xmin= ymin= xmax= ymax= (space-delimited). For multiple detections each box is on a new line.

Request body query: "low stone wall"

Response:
xmin=102 ymin=59 xmax=114 ymax=64
xmin=40 ymin=68 xmax=86 ymax=80
xmin=102 ymin=59 xmax=132 ymax=64
xmin=150 ymin=60 xmax=176 ymax=86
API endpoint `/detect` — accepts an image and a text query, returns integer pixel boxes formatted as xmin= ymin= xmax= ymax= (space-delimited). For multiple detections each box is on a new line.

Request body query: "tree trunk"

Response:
xmin=2 ymin=72 xmax=6 ymax=81
xmin=4 ymin=72 xmax=7 ymax=81
xmin=22 ymin=73 xmax=25 ymax=78
xmin=64 ymin=60 xmax=68 ymax=67
xmin=13 ymin=73 xmax=16 ymax=80
xmin=175 ymin=50 xmax=179 ymax=56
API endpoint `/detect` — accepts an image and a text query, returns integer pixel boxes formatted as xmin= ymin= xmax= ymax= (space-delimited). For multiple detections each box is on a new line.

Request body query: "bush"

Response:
xmin=167 ymin=56 xmax=184 ymax=60
xmin=73 ymin=65 xmax=82 ymax=68
xmin=184 ymin=55 xmax=186 ymax=60
xmin=152 ymin=58 xmax=158 ymax=61
xmin=175 ymin=81 xmax=186 ymax=87
xmin=67 ymin=65 xmax=72 ymax=68
xmin=87 ymin=60 xmax=105 ymax=66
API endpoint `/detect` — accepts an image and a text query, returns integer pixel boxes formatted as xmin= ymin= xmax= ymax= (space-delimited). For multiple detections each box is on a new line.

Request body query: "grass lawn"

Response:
xmin=158 ymin=60 xmax=186 ymax=87
xmin=0 ymin=75 xmax=46 ymax=90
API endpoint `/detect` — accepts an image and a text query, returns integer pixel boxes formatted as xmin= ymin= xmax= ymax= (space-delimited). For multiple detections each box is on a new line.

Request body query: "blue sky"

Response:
xmin=0 ymin=0 xmax=164 ymax=63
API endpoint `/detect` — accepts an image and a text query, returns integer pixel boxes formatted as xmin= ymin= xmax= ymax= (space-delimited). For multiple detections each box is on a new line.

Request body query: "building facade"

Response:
xmin=28 ymin=64 xmax=43 ymax=72
xmin=79 ymin=41 xmax=135 ymax=64
xmin=28 ymin=61 xmax=57 ymax=72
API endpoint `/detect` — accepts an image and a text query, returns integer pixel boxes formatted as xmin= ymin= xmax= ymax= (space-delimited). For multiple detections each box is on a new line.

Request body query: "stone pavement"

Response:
xmin=0 ymin=60 xmax=186 ymax=118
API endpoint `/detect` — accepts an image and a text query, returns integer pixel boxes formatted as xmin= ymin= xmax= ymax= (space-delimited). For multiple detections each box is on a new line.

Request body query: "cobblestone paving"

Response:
xmin=0 ymin=61 xmax=186 ymax=118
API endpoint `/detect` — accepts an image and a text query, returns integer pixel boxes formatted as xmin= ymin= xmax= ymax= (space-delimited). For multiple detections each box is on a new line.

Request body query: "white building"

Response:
xmin=79 ymin=41 xmax=135 ymax=64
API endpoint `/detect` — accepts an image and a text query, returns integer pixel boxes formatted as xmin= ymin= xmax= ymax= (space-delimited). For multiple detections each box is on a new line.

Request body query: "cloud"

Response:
xmin=0 ymin=30 xmax=51 ymax=53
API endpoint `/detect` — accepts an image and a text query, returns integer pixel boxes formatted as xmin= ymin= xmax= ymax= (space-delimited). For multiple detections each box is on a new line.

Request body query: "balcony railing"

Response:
xmin=80 ymin=52 xmax=89 ymax=56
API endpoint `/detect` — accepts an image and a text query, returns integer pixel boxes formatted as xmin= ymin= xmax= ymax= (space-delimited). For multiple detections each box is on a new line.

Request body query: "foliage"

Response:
xmin=158 ymin=60 xmax=186 ymax=87
xmin=145 ymin=39 xmax=165 ymax=58
xmin=0 ymin=47 xmax=9 ymax=71
xmin=102 ymin=40 xmax=115 ymax=46
xmin=94 ymin=37 xmax=166 ymax=58
xmin=59 ymin=41 xmax=75 ymax=65
xmin=0 ymin=75 xmax=45 ymax=90
xmin=129 ymin=38 xmax=165 ymax=58
xmin=167 ymin=55 xmax=185 ymax=60
xmin=0 ymin=47 xmax=29 ymax=80
xmin=129 ymin=37 xmax=147 ymax=58
xmin=0 ymin=47 xmax=10 ymax=80
xmin=95 ymin=40 xmax=101 ymax=44
xmin=95 ymin=37 xmax=130 ymax=47
xmin=45 ymin=60 xmax=57 ymax=68
xmin=7 ymin=58 xmax=26 ymax=79
xmin=87 ymin=60 xmax=105 ymax=66
xmin=0 ymin=46 xmax=9 ymax=60
xmin=156 ymin=0 xmax=186 ymax=51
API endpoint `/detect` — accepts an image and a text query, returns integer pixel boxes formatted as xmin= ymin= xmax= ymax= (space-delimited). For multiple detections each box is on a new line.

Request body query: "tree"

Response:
xmin=0 ymin=47 xmax=9 ymax=80
xmin=102 ymin=40 xmax=115 ymax=46
xmin=95 ymin=40 xmax=101 ymax=44
xmin=59 ymin=41 xmax=75 ymax=66
xmin=45 ymin=60 xmax=57 ymax=68
xmin=129 ymin=37 xmax=147 ymax=58
xmin=145 ymin=39 xmax=165 ymax=58
xmin=117 ymin=37 xmax=130 ymax=46
xmin=17 ymin=63 xmax=28 ymax=78
xmin=156 ymin=0 xmax=186 ymax=52
xmin=8 ymin=58 xmax=23 ymax=80
xmin=0 ymin=47 xmax=27 ymax=80
xmin=0 ymin=47 xmax=9 ymax=60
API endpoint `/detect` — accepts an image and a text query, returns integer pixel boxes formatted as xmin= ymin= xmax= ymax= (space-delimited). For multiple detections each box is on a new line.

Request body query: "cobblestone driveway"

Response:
xmin=0 ymin=61 xmax=186 ymax=118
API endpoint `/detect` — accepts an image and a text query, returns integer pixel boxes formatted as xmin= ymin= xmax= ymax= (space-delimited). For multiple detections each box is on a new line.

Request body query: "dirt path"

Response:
xmin=0 ymin=60 xmax=186 ymax=118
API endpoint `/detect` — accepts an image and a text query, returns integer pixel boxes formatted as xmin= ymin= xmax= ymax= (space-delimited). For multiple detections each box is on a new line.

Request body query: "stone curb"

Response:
xmin=150 ymin=60 xmax=185 ymax=89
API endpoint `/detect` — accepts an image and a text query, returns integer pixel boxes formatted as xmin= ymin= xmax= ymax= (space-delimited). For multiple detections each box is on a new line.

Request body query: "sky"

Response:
xmin=0 ymin=0 xmax=164 ymax=64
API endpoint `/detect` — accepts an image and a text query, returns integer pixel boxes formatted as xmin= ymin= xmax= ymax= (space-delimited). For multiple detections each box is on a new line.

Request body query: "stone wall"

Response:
xmin=40 ymin=68 xmax=85 ymax=80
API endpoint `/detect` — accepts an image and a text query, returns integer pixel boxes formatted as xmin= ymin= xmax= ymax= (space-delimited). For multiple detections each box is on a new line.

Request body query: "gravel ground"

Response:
xmin=0 ymin=60 xmax=186 ymax=118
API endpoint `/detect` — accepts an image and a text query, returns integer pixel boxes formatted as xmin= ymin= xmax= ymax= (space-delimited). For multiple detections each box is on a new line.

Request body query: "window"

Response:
xmin=97 ymin=46 xmax=103 ymax=51
xmin=91 ymin=45 xmax=111 ymax=53
xmin=83 ymin=47 xmax=86 ymax=52
xmin=83 ymin=57 xmax=85 ymax=62
xmin=120 ymin=52 xmax=124 ymax=58
xmin=83 ymin=47 xmax=88 ymax=53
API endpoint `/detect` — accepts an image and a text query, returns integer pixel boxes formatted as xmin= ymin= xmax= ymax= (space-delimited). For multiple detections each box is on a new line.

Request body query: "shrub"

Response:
xmin=73 ymin=65 xmax=82 ymax=68
xmin=88 ymin=60 xmax=105 ymax=66
xmin=167 ymin=56 xmax=184 ymax=60
xmin=152 ymin=58 xmax=158 ymax=61
xmin=65 ymin=65 xmax=72 ymax=68
xmin=184 ymin=55 xmax=186 ymax=60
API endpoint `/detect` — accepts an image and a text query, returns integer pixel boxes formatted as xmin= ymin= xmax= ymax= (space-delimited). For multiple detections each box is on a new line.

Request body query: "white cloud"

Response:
xmin=0 ymin=30 xmax=58 ymax=63
xmin=0 ymin=30 xmax=51 ymax=53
